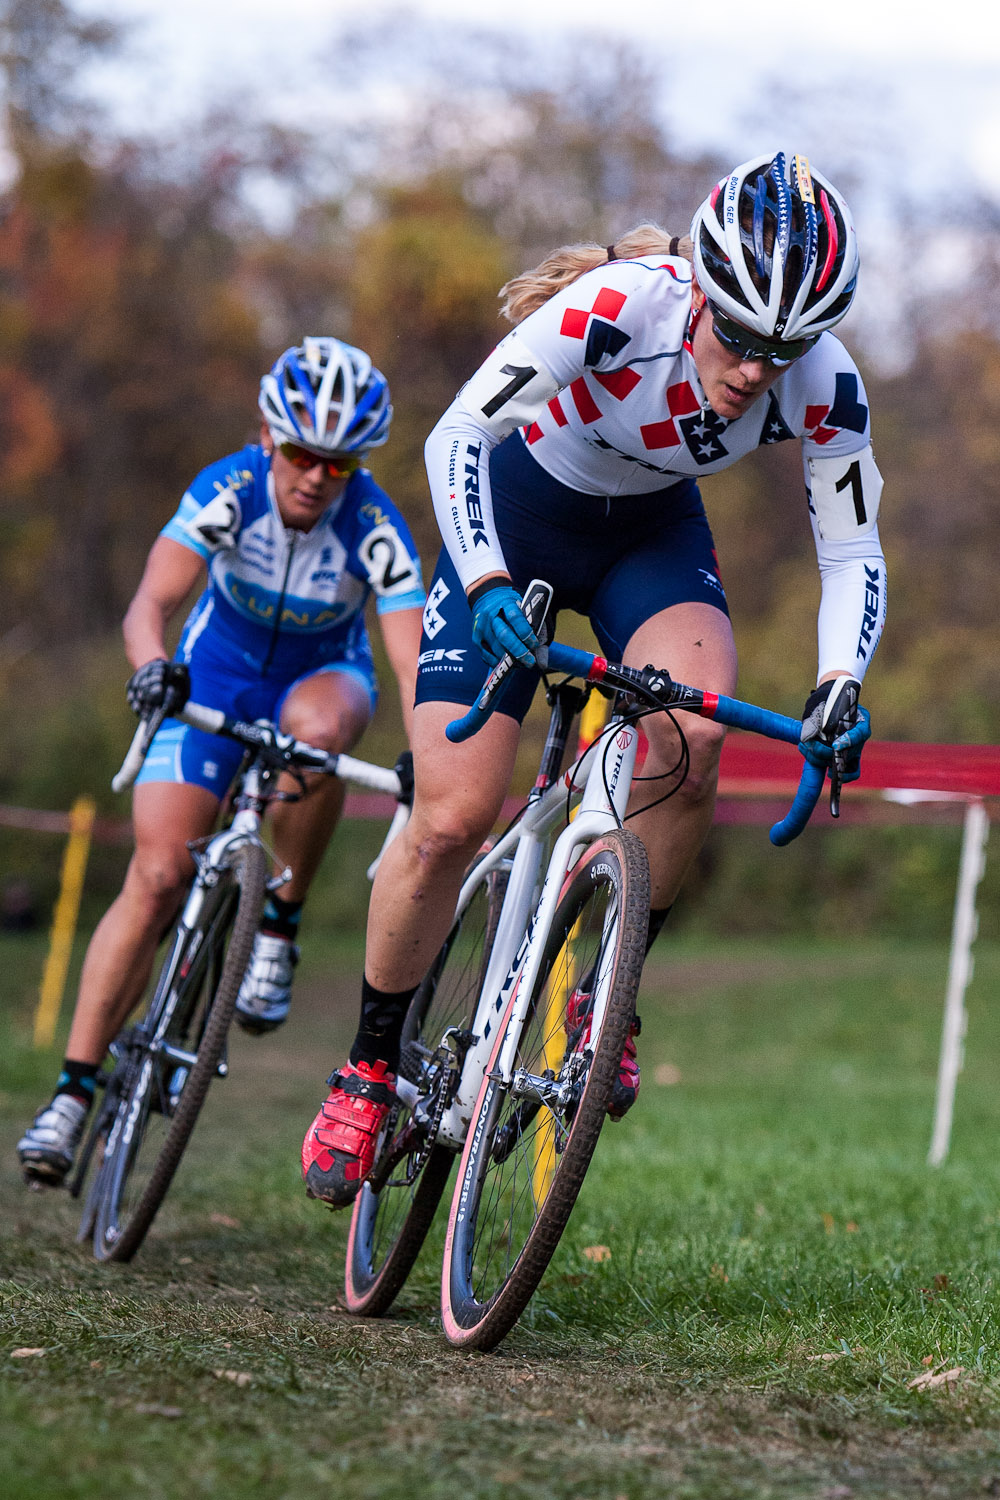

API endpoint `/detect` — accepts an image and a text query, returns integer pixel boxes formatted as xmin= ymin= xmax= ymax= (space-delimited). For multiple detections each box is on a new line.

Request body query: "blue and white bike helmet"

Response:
xmin=691 ymin=151 xmax=859 ymax=343
xmin=259 ymin=336 xmax=392 ymax=453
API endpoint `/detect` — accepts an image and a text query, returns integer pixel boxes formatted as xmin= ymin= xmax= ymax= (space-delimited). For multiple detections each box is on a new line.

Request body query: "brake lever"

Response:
xmin=828 ymin=756 xmax=842 ymax=819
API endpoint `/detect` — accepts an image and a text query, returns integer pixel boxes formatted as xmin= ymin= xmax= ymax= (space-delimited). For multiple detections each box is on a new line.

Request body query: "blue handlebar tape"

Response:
xmin=445 ymin=702 xmax=489 ymax=744
xmin=709 ymin=694 xmax=800 ymax=744
xmin=769 ymin=759 xmax=826 ymax=846
xmin=447 ymin=641 xmax=599 ymax=742
xmin=545 ymin=642 xmax=600 ymax=678
xmin=445 ymin=643 xmax=824 ymax=841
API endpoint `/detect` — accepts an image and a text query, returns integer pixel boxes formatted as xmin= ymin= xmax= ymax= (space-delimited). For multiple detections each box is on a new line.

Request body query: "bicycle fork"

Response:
xmin=138 ymin=858 xmax=243 ymax=1099
xmin=426 ymin=716 xmax=641 ymax=1149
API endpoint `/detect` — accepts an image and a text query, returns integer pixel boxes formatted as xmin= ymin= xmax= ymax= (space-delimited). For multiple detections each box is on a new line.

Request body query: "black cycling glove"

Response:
xmin=799 ymin=675 xmax=868 ymax=783
xmin=126 ymin=659 xmax=191 ymax=718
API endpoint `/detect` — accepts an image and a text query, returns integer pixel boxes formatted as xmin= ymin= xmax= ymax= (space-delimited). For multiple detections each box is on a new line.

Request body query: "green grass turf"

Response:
xmin=1 ymin=931 xmax=1000 ymax=1497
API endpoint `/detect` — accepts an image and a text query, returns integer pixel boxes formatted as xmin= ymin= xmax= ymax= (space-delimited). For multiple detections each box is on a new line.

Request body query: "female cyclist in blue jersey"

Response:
xmin=299 ymin=151 xmax=888 ymax=1209
xmin=19 ymin=337 xmax=425 ymax=1186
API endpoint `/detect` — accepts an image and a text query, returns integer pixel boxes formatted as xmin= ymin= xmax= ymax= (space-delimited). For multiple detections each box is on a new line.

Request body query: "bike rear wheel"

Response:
xmin=345 ymin=863 xmax=508 ymax=1316
xmin=84 ymin=840 xmax=267 ymax=1263
xmin=441 ymin=829 xmax=648 ymax=1350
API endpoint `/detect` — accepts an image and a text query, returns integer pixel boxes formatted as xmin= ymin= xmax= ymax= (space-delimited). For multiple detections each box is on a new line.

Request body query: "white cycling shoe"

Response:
xmin=234 ymin=932 xmax=299 ymax=1034
xmin=17 ymin=1094 xmax=88 ymax=1186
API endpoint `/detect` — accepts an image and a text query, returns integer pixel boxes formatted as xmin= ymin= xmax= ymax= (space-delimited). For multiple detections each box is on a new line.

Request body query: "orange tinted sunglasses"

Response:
xmin=277 ymin=442 xmax=361 ymax=478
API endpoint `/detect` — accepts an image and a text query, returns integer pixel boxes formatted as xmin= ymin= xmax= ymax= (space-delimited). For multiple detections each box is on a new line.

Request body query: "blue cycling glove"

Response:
xmin=799 ymin=675 xmax=870 ymax=783
xmin=469 ymin=584 xmax=539 ymax=669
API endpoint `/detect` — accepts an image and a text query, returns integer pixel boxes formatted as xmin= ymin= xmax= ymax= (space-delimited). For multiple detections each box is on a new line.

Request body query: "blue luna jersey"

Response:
xmin=162 ymin=443 xmax=425 ymax=681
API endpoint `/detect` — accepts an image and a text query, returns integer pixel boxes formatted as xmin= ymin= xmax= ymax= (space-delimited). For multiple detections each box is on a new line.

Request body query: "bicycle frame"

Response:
xmin=397 ymin=618 xmax=846 ymax=1152
xmin=400 ymin=703 xmax=638 ymax=1148
xmin=100 ymin=768 xmax=273 ymax=1164
xmin=121 ymin=742 xmax=399 ymax=1088
xmin=75 ymin=698 xmax=410 ymax=1258
xmin=145 ymin=777 xmax=271 ymax=1070
xmin=90 ymin=714 xmax=405 ymax=1150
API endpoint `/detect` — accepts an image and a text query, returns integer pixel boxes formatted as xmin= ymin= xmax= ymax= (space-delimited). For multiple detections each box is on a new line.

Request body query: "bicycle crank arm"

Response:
xmin=366 ymin=1118 xmax=424 ymax=1193
xmin=156 ymin=1040 xmax=228 ymax=1079
xmin=394 ymin=1077 xmax=421 ymax=1110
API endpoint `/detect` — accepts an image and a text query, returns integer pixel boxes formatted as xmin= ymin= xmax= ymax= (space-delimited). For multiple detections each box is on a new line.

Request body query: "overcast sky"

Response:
xmin=79 ymin=0 xmax=1000 ymax=202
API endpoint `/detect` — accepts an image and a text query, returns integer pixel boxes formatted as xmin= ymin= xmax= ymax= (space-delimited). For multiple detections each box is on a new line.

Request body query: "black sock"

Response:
xmin=261 ymin=894 xmax=303 ymax=941
xmin=645 ymin=905 xmax=672 ymax=957
xmin=55 ymin=1059 xmax=98 ymax=1110
xmin=349 ymin=976 xmax=418 ymax=1072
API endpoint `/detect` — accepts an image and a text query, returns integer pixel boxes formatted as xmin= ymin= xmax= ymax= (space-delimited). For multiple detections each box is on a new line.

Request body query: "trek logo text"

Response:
xmin=464 ymin=443 xmax=488 ymax=548
xmin=857 ymin=565 xmax=881 ymax=661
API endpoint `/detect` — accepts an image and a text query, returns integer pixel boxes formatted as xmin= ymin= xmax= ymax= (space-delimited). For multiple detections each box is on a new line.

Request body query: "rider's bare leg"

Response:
xmin=363 ymin=700 xmax=520 ymax=993
xmin=268 ymin=671 xmax=373 ymax=902
xmin=620 ymin=602 xmax=738 ymax=910
xmin=65 ymin=781 xmax=220 ymax=1065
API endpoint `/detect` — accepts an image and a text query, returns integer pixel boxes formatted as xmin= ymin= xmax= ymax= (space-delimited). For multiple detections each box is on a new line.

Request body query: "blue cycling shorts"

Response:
xmin=134 ymin=633 xmax=377 ymax=798
xmin=415 ymin=432 xmax=729 ymax=722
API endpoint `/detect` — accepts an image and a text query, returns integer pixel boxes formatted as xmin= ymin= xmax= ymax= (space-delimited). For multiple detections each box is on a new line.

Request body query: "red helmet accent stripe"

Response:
xmin=815 ymin=188 xmax=839 ymax=293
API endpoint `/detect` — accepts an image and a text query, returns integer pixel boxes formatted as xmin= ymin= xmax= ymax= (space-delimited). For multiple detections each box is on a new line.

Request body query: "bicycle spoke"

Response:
xmin=443 ymin=830 xmax=649 ymax=1350
xmin=345 ymin=864 xmax=508 ymax=1315
xmin=88 ymin=842 xmax=266 ymax=1262
xmin=466 ymin=876 xmax=619 ymax=1300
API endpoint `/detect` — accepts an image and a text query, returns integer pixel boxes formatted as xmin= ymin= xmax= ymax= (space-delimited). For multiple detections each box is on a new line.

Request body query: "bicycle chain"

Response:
xmin=402 ymin=1057 xmax=450 ymax=1185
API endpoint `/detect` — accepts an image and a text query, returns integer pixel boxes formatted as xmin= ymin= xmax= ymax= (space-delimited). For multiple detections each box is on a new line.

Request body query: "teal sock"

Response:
xmin=55 ymin=1059 xmax=97 ymax=1109
xmin=261 ymin=894 xmax=303 ymax=941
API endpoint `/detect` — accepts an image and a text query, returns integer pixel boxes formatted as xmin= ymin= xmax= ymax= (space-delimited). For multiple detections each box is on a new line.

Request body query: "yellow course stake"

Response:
xmin=577 ymin=690 xmax=609 ymax=758
xmin=34 ymin=795 xmax=96 ymax=1049
xmin=531 ymin=949 xmax=579 ymax=1206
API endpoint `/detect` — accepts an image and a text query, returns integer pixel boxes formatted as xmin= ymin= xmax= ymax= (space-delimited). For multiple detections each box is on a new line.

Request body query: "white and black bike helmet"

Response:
xmin=691 ymin=151 xmax=859 ymax=346
xmin=258 ymin=336 xmax=392 ymax=453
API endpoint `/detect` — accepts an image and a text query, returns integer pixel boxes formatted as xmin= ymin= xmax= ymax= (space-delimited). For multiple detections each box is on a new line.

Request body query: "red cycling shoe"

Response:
xmin=301 ymin=1059 xmax=396 ymax=1208
xmin=565 ymin=988 xmax=641 ymax=1120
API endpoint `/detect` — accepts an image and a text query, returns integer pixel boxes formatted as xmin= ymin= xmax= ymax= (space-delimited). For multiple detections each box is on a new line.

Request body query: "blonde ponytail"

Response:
xmin=499 ymin=225 xmax=693 ymax=326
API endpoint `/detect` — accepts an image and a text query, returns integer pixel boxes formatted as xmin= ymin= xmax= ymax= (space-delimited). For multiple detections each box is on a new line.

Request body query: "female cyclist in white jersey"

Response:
xmin=300 ymin=152 xmax=887 ymax=1208
xmin=19 ymin=338 xmax=425 ymax=1187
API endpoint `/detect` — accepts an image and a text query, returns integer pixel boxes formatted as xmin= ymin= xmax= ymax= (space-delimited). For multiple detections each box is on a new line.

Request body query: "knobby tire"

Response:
xmin=441 ymin=828 xmax=649 ymax=1350
xmin=344 ymin=865 xmax=508 ymax=1316
xmin=88 ymin=840 xmax=267 ymax=1262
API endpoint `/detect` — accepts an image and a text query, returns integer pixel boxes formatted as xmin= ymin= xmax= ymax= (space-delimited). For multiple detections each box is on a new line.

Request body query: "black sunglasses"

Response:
xmin=708 ymin=304 xmax=819 ymax=368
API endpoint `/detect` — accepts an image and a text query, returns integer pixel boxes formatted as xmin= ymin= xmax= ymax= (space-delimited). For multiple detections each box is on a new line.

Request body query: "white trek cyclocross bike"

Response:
xmin=344 ymin=580 xmax=849 ymax=1350
xmin=71 ymin=698 xmax=409 ymax=1264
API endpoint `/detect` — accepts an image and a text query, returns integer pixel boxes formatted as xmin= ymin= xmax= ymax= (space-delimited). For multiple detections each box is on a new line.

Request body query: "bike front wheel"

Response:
xmin=441 ymin=828 xmax=649 ymax=1350
xmin=84 ymin=840 xmax=267 ymax=1263
xmin=345 ymin=862 xmax=509 ymax=1317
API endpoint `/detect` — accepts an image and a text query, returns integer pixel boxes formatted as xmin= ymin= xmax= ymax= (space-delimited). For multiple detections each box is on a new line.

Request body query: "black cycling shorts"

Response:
xmin=415 ymin=431 xmax=729 ymax=722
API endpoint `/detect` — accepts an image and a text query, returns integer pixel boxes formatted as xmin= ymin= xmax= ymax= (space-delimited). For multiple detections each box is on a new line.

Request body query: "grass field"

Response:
xmin=2 ymin=927 xmax=1000 ymax=1498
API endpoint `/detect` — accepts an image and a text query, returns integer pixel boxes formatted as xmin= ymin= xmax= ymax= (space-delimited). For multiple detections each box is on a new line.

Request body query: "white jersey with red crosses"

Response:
xmin=424 ymin=254 xmax=886 ymax=681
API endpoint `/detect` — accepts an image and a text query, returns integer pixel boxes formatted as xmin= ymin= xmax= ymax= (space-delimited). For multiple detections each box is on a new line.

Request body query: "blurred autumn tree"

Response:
xmin=0 ymin=7 xmax=285 ymax=645
xmin=346 ymin=178 xmax=515 ymax=568
xmin=861 ymin=327 xmax=1000 ymax=741
xmin=0 ymin=146 xmax=269 ymax=639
